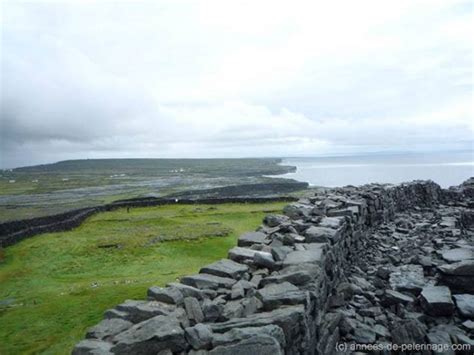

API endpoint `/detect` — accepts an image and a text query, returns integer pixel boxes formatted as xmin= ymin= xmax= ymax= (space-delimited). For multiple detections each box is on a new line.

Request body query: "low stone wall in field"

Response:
xmin=73 ymin=179 xmax=473 ymax=355
xmin=0 ymin=196 xmax=297 ymax=248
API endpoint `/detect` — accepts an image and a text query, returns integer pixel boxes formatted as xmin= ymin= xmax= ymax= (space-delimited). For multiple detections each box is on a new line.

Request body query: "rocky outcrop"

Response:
xmin=73 ymin=179 xmax=474 ymax=354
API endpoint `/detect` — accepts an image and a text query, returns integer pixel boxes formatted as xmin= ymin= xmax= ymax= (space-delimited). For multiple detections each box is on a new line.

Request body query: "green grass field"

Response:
xmin=0 ymin=201 xmax=286 ymax=355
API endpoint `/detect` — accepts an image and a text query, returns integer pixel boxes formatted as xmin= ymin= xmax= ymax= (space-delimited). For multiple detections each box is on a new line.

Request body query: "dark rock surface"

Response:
xmin=74 ymin=178 xmax=474 ymax=354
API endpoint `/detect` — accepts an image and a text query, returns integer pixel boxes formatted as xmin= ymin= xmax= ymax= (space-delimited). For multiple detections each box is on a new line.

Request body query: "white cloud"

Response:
xmin=0 ymin=0 xmax=472 ymax=168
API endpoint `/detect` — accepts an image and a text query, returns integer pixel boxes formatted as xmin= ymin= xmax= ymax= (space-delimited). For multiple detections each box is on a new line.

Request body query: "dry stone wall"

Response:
xmin=73 ymin=179 xmax=474 ymax=355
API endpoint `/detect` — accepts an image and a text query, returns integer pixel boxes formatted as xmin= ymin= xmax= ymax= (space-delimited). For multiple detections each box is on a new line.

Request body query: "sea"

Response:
xmin=276 ymin=151 xmax=474 ymax=188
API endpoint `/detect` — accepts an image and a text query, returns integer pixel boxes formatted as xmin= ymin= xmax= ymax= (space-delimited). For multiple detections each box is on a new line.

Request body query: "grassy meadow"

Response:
xmin=0 ymin=201 xmax=287 ymax=354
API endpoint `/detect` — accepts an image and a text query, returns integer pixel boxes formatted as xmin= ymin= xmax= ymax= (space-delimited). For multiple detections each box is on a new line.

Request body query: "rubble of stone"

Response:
xmin=73 ymin=179 xmax=473 ymax=355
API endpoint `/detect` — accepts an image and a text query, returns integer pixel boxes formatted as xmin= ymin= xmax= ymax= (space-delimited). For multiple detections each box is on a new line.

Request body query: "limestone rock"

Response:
xmin=438 ymin=260 xmax=474 ymax=275
xmin=391 ymin=319 xmax=427 ymax=346
xmin=212 ymin=325 xmax=286 ymax=349
xmin=304 ymin=226 xmax=341 ymax=243
xmin=166 ymin=283 xmax=206 ymax=300
xmin=111 ymin=300 xmax=176 ymax=323
xmin=86 ymin=318 xmax=133 ymax=341
xmin=441 ymin=248 xmax=474 ymax=263
xmin=419 ymin=286 xmax=454 ymax=317
xmin=319 ymin=216 xmax=345 ymax=229
xmin=147 ymin=286 xmax=184 ymax=305
xmin=389 ymin=264 xmax=425 ymax=295
xmin=111 ymin=315 xmax=185 ymax=354
xmin=185 ymin=323 xmax=213 ymax=350
xmin=254 ymin=251 xmax=276 ymax=269
xmin=228 ymin=247 xmax=258 ymax=263
xmin=256 ymin=282 xmax=307 ymax=311
xmin=181 ymin=273 xmax=236 ymax=290
xmin=453 ymin=294 xmax=474 ymax=318
xmin=381 ymin=290 xmax=415 ymax=306
xmin=260 ymin=270 xmax=312 ymax=287
xmin=184 ymin=297 xmax=204 ymax=324
xmin=263 ymin=214 xmax=290 ymax=227
xmin=200 ymin=259 xmax=248 ymax=280
xmin=238 ymin=232 xmax=267 ymax=247
xmin=73 ymin=339 xmax=112 ymax=355
xmin=427 ymin=331 xmax=454 ymax=355
xmin=438 ymin=260 xmax=474 ymax=293
xmin=209 ymin=335 xmax=282 ymax=355
xmin=282 ymin=248 xmax=324 ymax=266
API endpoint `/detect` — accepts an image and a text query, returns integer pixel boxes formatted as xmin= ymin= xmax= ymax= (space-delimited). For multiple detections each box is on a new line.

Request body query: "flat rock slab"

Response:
xmin=438 ymin=260 xmax=474 ymax=276
xmin=254 ymin=251 xmax=275 ymax=269
xmin=304 ymin=226 xmax=341 ymax=243
xmin=73 ymin=339 xmax=112 ymax=355
xmin=382 ymin=290 xmax=415 ymax=306
xmin=184 ymin=323 xmax=212 ymax=350
xmin=389 ymin=264 xmax=425 ymax=295
xmin=438 ymin=260 xmax=474 ymax=293
xmin=420 ymin=286 xmax=454 ymax=316
xmin=181 ymin=273 xmax=236 ymax=290
xmin=147 ymin=286 xmax=183 ymax=305
xmin=257 ymin=281 xmax=307 ymax=310
xmin=263 ymin=214 xmax=290 ymax=228
xmin=441 ymin=248 xmax=474 ymax=263
xmin=228 ymin=247 xmax=258 ymax=263
xmin=353 ymin=323 xmax=376 ymax=344
xmin=183 ymin=297 xmax=204 ymax=324
xmin=200 ymin=259 xmax=248 ymax=280
xmin=212 ymin=325 xmax=286 ymax=349
xmin=209 ymin=335 xmax=282 ymax=355
xmin=453 ymin=294 xmax=474 ymax=318
xmin=439 ymin=217 xmax=456 ymax=228
xmin=282 ymin=248 xmax=324 ymax=266
xmin=391 ymin=319 xmax=427 ymax=346
xmin=319 ymin=216 xmax=345 ymax=229
xmin=86 ymin=318 xmax=133 ymax=340
xmin=111 ymin=300 xmax=176 ymax=323
xmin=260 ymin=270 xmax=312 ymax=287
xmin=111 ymin=315 xmax=185 ymax=354
xmin=210 ymin=305 xmax=305 ymax=352
xmin=238 ymin=232 xmax=268 ymax=247
xmin=166 ymin=282 xmax=206 ymax=300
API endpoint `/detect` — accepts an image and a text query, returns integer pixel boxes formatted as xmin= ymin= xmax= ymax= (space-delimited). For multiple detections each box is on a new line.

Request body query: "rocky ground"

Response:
xmin=73 ymin=179 xmax=474 ymax=355
xmin=330 ymin=201 xmax=474 ymax=354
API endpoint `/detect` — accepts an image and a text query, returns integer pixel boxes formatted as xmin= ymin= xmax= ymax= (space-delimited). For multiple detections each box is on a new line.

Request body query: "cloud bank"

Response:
xmin=1 ymin=0 xmax=472 ymax=168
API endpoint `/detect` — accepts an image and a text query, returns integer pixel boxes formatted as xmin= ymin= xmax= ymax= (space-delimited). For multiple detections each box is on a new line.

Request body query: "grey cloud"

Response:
xmin=0 ymin=0 xmax=472 ymax=168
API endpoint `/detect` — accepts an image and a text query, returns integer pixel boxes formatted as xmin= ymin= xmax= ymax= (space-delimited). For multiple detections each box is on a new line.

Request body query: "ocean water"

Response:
xmin=277 ymin=151 xmax=474 ymax=188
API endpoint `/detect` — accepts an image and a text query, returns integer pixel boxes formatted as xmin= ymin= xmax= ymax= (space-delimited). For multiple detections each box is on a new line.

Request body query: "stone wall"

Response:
xmin=73 ymin=180 xmax=473 ymax=355
xmin=0 ymin=197 xmax=297 ymax=248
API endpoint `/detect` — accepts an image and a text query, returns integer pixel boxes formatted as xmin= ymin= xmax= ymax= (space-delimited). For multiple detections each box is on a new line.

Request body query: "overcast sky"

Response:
xmin=1 ymin=0 xmax=473 ymax=168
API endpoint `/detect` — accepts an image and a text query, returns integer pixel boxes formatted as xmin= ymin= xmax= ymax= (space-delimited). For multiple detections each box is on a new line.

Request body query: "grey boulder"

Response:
xmin=453 ymin=294 xmax=474 ymax=318
xmin=86 ymin=318 xmax=133 ymax=340
xmin=73 ymin=339 xmax=112 ymax=355
xmin=389 ymin=264 xmax=425 ymax=295
xmin=304 ymin=226 xmax=341 ymax=243
xmin=181 ymin=273 xmax=236 ymax=290
xmin=256 ymin=282 xmax=307 ymax=310
xmin=147 ymin=286 xmax=184 ymax=305
xmin=419 ymin=286 xmax=454 ymax=317
xmin=200 ymin=259 xmax=248 ymax=280
xmin=237 ymin=232 xmax=267 ymax=247
xmin=111 ymin=315 xmax=185 ymax=354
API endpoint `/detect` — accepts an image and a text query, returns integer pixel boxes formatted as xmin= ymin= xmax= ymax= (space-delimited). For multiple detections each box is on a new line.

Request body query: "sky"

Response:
xmin=1 ymin=0 xmax=473 ymax=168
